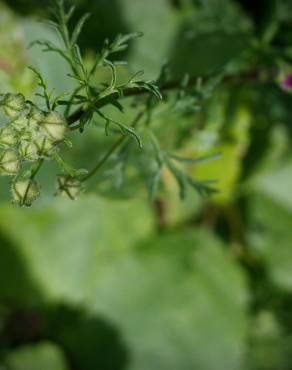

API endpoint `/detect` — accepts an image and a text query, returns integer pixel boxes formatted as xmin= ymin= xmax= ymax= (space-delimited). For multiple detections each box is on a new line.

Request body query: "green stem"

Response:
xmin=30 ymin=158 xmax=44 ymax=180
xmin=81 ymin=111 xmax=144 ymax=182
xmin=21 ymin=158 xmax=44 ymax=207
xmin=67 ymin=69 xmax=271 ymax=127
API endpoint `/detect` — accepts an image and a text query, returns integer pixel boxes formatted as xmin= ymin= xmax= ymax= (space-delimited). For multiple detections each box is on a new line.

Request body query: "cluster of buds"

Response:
xmin=0 ymin=93 xmax=67 ymax=206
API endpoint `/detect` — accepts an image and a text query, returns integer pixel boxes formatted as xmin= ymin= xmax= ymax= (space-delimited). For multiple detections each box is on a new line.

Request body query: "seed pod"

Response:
xmin=2 ymin=93 xmax=26 ymax=119
xmin=19 ymin=127 xmax=34 ymax=142
xmin=12 ymin=115 xmax=29 ymax=131
xmin=57 ymin=175 xmax=84 ymax=200
xmin=19 ymin=140 xmax=38 ymax=161
xmin=35 ymin=135 xmax=57 ymax=158
xmin=0 ymin=126 xmax=18 ymax=147
xmin=40 ymin=112 xmax=66 ymax=141
xmin=0 ymin=149 xmax=20 ymax=175
xmin=11 ymin=179 xmax=40 ymax=207
xmin=27 ymin=107 xmax=44 ymax=128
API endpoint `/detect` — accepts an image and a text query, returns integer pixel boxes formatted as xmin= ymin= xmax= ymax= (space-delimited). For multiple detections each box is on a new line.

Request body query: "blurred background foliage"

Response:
xmin=0 ymin=0 xmax=292 ymax=369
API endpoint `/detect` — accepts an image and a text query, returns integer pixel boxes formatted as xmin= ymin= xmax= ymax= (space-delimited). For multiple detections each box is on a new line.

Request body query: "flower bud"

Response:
xmin=40 ymin=112 xmax=66 ymax=141
xmin=19 ymin=141 xmax=38 ymax=161
xmin=19 ymin=127 xmax=34 ymax=142
xmin=35 ymin=135 xmax=57 ymax=157
xmin=11 ymin=179 xmax=40 ymax=207
xmin=27 ymin=107 xmax=44 ymax=128
xmin=2 ymin=93 xmax=26 ymax=119
xmin=0 ymin=149 xmax=20 ymax=175
xmin=0 ymin=126 xmax=18 ymax=147
xmin=12 ymin=115 xmax=29 ymax=131
xmin=57 ymin=175 xmax=84 ymax=200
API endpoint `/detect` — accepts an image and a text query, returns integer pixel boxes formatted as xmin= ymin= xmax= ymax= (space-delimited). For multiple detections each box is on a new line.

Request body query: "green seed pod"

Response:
xmin=19 ymin=127 xmax=34 ymax=142
xmin=57 ymin=175 xmax=84 ymax=200
xmin=11 ymin=179 xmax=40 ymax=207
xmin=27 ymin=107 xmax=44 ymax=128
xmin=0 ymin=149 xmax=20 ymax=175
xmin=19 ymin=140 xmax=38 ymax=161
xmin=35 ymin=135 xmax=57 ymax=158
xmin=2 ymin=93 xmax=26 ymax=119
xmin=0 ymin=126 xmax=18 ymax=147
xmin=40 ymin=112 xmax=66 ymax=141
xmin=12 ymin=115 xmax=29 ymax=131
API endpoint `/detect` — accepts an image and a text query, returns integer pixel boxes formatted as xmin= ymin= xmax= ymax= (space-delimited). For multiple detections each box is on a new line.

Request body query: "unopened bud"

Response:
xmin=2 ymin=93 xmax=26 ymax=119
xmin=57 ymin=175 xmax=84 ymax=200
xmin=20 ymin=127 xmax=34 ymax=142
xmin=35 ymin=135 xmax=57 ymax=157
xmin=41 ymin=112 xmax=66 ymax=141
xmin=11 ymin=179 xmax=40 ymax=207
xmin=12 ymin=115 xmax=29 ymax=131
xmin=0 ymin=126 xmax=18 ymax=147
xmin=0 ymin=149 xmax=20 ymax=175
xmin=19 ymin=141 xmax=38 ymax=161
xmin=27 ymin=107 xmax=44 ymax=127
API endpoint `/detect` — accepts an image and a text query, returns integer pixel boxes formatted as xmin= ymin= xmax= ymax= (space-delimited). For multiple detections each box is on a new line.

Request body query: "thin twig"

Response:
xmin=81 ymin=110 xmax=144 ymax=182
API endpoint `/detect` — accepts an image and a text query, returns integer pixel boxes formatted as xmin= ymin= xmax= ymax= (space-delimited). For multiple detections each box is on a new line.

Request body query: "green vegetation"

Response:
xmin=0 ymin=0 xmax=292 ymax=369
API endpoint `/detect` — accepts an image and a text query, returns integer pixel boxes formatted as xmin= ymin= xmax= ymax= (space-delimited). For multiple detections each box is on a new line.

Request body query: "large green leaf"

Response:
xmin=253 ymin=159 xmax=292 ymax=212
xmin=87 ymin=228 xmax=249 ymax=370
xmin=4 ymin=341 xmax=69 ymax=370
xmin=122 ymin=0 xmax=179 ymax=79
xmin=247 ymin=159 xmax=292 ymax=291
xmin=247 ymin=193 xmax=292 ymax=291
xmin=0 ymin=195 xmax=154 ymax=302
xmin=0 ymin=197 xmax=249 ymax=370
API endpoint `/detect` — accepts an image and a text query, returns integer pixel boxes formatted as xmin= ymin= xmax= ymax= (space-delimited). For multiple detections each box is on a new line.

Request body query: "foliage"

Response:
xmin=0 ymin=0 xmax=292 ymax=370
xmin=0 ymin=0 xmax=219 ymax=207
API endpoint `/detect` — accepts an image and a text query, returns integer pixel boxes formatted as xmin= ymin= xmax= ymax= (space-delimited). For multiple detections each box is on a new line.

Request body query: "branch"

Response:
xmin=66 ymin=69 xmax=273 ymax=126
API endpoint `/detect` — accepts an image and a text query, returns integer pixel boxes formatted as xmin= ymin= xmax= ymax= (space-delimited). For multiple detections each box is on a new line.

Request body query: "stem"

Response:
xmin=21 ymin=159 xmax=44 ymax=207
xmin=30 ymin=158 xmax=44 ymax=180
xmin=67 ymin=69 xmax=271 ymax=127
xmin=81 ymin=111 xmax=144 ymax=182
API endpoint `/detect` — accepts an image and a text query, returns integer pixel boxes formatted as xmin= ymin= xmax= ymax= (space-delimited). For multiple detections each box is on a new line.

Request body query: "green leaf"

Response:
xmin=148 ymin=165 xmax=162 ymax=202
xmin=253 ymin=159 xmax=292 ymax=212
xmin=110 ymin=32 xmax=143 ymax=53
xmin=122 ymin=0 xmax=179 ymax=79
xmin=72 ymin=44 xmax=85 ymax=73
xmin=65 ymin=5 xmax=76 ymax=23
xmin=88 ymin=228 xmax=249 ymax=370
xmin=28 ymin=65 xmax=51 ymax=109
xmin=0 ymin=199 xmax=248 ymax=370
xmin=30 ymin=40 xmax=71 ymax=66
xmin=104 ymin=59 xmax=117 ymax=90
xmin=131 ymin=80 xmax=162 ymax=100
xmin=248 ymin=159 xmax=292 ymax=291
xmin=166 ymin=157 xmax=188 ymax=199
xmin=54 ymin=153 xmax=88 ymax=177
xmin=114 ymin=120 xmax=143 ymax=149
xmin=71 ymin=13 xmax=91 ymax=46
xmin=4 ymin=342 xmax=69 ymax=370
xmin=170 ymin=152 xmax=221 ymax=165
xmin=95 ymin=110 xmax=143 ymax=149
xmin=0 ymin=195 xmax=153 ymax=300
